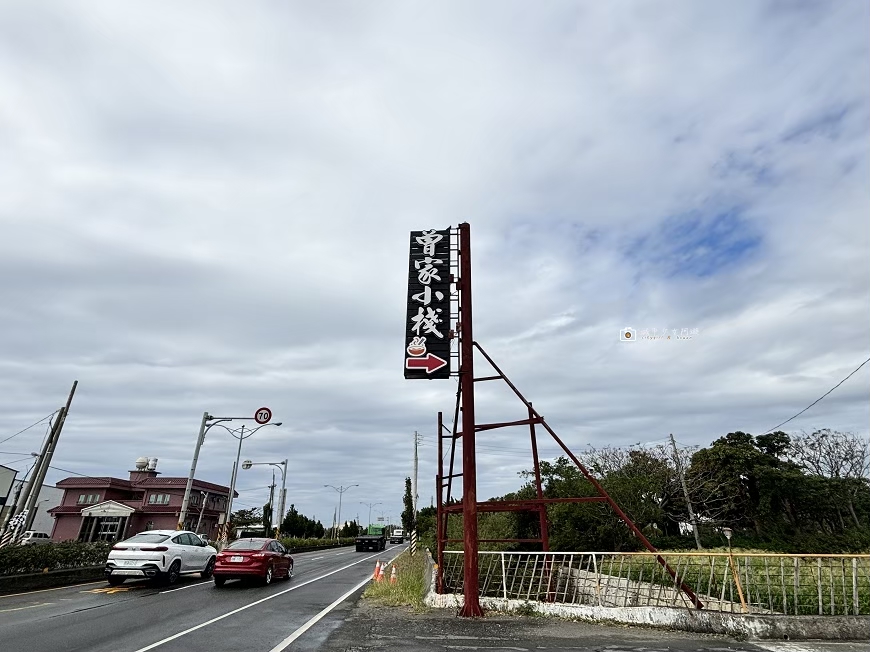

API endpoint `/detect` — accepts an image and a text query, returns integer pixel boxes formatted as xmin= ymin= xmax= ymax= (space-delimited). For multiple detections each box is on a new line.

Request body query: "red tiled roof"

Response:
xmin=53 ymin=475 xmax=231 ymax=495
xmin=56 ymin=477 xmax=133 ymax=489
xmin=137 ymin=477 xmax=232 ymax=494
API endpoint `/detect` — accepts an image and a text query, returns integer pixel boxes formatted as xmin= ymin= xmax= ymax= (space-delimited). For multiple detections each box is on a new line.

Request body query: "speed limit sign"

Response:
xmin=254 ymin=407 xmax=272 ymax=425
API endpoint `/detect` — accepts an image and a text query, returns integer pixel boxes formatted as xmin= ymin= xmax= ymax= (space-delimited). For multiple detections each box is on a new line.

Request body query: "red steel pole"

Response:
xmin=457 ymin=222 xmax=483 ymax=617
xmin=436 ymin=411 xmax=444 ymax=593
xmin=528 ymin=402 xmax=549 ymax=552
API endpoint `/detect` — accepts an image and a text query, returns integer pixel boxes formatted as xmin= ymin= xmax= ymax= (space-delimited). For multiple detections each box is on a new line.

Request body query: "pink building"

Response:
xmin=48 ymin=458 xmax=235 ymax=543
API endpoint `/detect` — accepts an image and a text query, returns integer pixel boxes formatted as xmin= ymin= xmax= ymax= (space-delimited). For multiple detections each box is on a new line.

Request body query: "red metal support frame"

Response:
xmin=471 ymin=341 xmax=704 ymax=610
xmin=528 ymin=403 xmax=549 ymax=553
xmin=434 ymin=221 xmax=703 ymax=612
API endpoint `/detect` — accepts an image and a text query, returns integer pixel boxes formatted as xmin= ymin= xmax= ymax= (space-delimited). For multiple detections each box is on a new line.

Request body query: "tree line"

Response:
xmin=420 ymin=429 xmax=870 ymax=553
xmin=231 ymin=504 xmax=329 ymax=539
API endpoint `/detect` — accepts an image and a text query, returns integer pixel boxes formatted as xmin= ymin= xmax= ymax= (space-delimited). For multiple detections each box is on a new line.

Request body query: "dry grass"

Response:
xmin=362 ymin=550 xmax=428 ymax=609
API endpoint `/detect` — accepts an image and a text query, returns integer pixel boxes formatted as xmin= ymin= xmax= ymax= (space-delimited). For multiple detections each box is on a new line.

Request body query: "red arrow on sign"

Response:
xmin=405 ymin=353 xmax=448 ymax=374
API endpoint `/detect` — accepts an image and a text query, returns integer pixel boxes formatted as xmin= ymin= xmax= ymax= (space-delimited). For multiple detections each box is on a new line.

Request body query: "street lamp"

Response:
xmin=722 ymin=527 xmax=733 ymax=549
xmin=360 ymin=501 xmax=382 ymax=527
xmin=324 ymin=484 xmax=358 ymax=539
xmin=213 ymin=422 xmax=282 ymax=539
xmin=178 ymin=411 xmax=282 ymax=530
xmin=242 ymin=459 xmax=288 ymax=538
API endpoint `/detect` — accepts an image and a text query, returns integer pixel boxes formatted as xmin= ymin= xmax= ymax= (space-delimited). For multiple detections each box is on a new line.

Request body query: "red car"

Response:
xmin=213 ymin=538 xmax=294 ymax=586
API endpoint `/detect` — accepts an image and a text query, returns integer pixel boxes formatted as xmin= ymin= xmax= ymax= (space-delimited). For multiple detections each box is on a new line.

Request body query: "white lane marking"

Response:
xmin=129 ymin=551 xmax=384 ymax=652
xmin=268 ymin=574 xmax=371 ymax=651
xmin=0 ymin=602 xmax=53 ymax=613
xmin=334 ymin=552 xmax=345 ymax=555
xmin=752 ymin=644 xmax=843 ymax=652
xmin=0 ymin=581 xmax=104 ymax=598
xmin=160 ymin=580 xmax=211 ymax=594
xmin=310 ymin=556 xmax=324 ymax=560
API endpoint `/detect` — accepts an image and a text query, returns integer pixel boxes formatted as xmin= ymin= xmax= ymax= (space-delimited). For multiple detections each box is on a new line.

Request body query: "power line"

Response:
xmin=46 ymin=465 xmax=114 ymax=483
xmin=763 ymin=356 xmax=870 ymax=434
xmin=4 ymin=456 xmax=35 ymax=466
xmin=0 ymin=411 xmax=59 ymax=447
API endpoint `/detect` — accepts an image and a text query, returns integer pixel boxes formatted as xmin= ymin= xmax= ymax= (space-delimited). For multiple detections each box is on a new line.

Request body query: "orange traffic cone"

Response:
xmin=390 ymin=565 xmax=397 ymax=584
xmin=372 ymin=561 xmax=381 ymax=580
xmin=375 ymin=562 xmax=385 ymax=582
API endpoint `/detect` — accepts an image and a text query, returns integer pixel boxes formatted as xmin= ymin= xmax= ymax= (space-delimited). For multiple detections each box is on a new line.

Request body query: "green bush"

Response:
xmin=279 ymin=536 xmax=355 ymax=551
xmin=0 ymin=541 xmax=112 ymax=576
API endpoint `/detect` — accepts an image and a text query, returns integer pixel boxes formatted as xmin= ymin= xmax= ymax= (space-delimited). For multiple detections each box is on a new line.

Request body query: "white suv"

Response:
xmin=20 ymin=531 xmax=51 ymax=545
xmin=105 ymin=530 xmax=217 ymax=586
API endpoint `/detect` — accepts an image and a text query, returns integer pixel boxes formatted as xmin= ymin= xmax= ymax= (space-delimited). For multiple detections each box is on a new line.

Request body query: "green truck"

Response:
xmin=355 ymin=524 xmax=386 ymax=552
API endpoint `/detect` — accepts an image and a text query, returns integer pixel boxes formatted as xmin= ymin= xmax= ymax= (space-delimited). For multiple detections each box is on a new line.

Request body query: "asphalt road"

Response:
xmin=0 ymin=543 xmax=402 ymax=652
xmin=3 ymin=544 xmax=864 ymax=652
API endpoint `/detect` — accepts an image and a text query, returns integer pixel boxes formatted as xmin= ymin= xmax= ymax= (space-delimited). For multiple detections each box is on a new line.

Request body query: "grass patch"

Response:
xmin=362 ymin=550 xmax=428 ymax=609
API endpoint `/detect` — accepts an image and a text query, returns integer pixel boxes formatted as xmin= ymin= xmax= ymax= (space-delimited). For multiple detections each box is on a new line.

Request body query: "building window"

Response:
xmin=77 ymin=494 xmax=99 ymax=505
xmin=148 ymin=493 xmax=170 ymax=505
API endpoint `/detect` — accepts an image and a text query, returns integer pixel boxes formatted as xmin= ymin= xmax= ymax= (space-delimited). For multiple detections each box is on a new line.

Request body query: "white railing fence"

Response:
xmin=440 ymin=551 xmax=870 ymax=615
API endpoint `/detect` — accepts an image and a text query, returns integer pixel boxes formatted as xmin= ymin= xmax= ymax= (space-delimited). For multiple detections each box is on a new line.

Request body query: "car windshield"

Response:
xmin=225 ymin=538 xmax=268 ymax=550
xmin=123 ymin=534 xmax=170 ymax=544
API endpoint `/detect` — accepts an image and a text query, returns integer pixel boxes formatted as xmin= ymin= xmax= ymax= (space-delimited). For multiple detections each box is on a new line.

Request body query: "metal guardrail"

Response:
xmin=440 ymin=551 xmax=870 ymax=615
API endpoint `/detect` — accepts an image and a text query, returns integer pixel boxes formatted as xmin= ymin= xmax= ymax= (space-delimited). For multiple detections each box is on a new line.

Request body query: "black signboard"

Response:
xmin=404 ymin=229 xmax=451 ymax=379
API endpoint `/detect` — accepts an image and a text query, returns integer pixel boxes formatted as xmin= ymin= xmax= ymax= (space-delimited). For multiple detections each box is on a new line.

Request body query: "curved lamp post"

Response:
xmin=242 ymin=459 xmax=288 ymax=538
xmin=360 ymin=501 xmax=382 ymax=528
xmin=178 ymin=412 xmax=282 ymax=530
xmin=212 ymin=422 xmax=282 ymax=540
xmin=324 ymin=484 xmax=358 ymax=539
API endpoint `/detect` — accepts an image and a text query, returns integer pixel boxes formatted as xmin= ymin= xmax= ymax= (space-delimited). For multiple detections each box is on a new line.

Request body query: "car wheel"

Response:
xmin=283 ymin=563 xmax=293 ymax=580
xmin=201 ymin=556 xmax=216 ymax=579
xmin=213 ymin=576 xmax=227 ymax=587
xmin=262 ymin=565 xmax=273 ymax=586
xmin=164 ymin=560 xmax=181 ymax=586
xmin=107 ymin=575 xmax=126 ymax=586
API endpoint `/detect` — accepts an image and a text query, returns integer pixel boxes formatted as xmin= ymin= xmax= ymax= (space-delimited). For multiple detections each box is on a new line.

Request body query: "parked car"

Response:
xmin=213 ymin=538 xmax=293 ymax=587
xmin=105 ymin=530 xmax=217 ymax=586
xmin=20 ymin=531 xmax=51 ymax=545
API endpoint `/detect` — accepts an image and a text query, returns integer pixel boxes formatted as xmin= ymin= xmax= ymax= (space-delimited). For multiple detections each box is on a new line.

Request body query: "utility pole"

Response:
xmin=670 ymin=433 xmax=702 ymax=550
xmin=179 ymin=412 xmax=211 ymax=530
xmin=413 ymin=431 xmax=420 ymax=522
xmin=22 ymin=381 xmax=77 ymax=533
xmin=268 ymin=470 xmax=276 ymax=532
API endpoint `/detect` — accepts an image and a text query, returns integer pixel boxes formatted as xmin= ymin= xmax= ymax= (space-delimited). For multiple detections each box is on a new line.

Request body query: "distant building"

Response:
xmin=0 ymin=473 xmax=64 ymax=535
xmin=48 ymin=457 xmax=235 ymax=543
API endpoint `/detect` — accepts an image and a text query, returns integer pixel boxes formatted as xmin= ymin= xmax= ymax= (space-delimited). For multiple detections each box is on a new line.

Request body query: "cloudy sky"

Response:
xmin=1 ymin=1 xmax=868 ymax=531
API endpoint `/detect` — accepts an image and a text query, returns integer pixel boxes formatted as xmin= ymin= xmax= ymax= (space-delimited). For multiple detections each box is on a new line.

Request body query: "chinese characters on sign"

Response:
xmin=405 ymin=229 xmax=452 ymax=379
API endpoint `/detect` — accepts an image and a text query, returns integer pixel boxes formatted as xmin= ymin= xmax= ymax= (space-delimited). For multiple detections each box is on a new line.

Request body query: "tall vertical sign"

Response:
xmin=404 ymin=229 xmax=451 ymax=379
